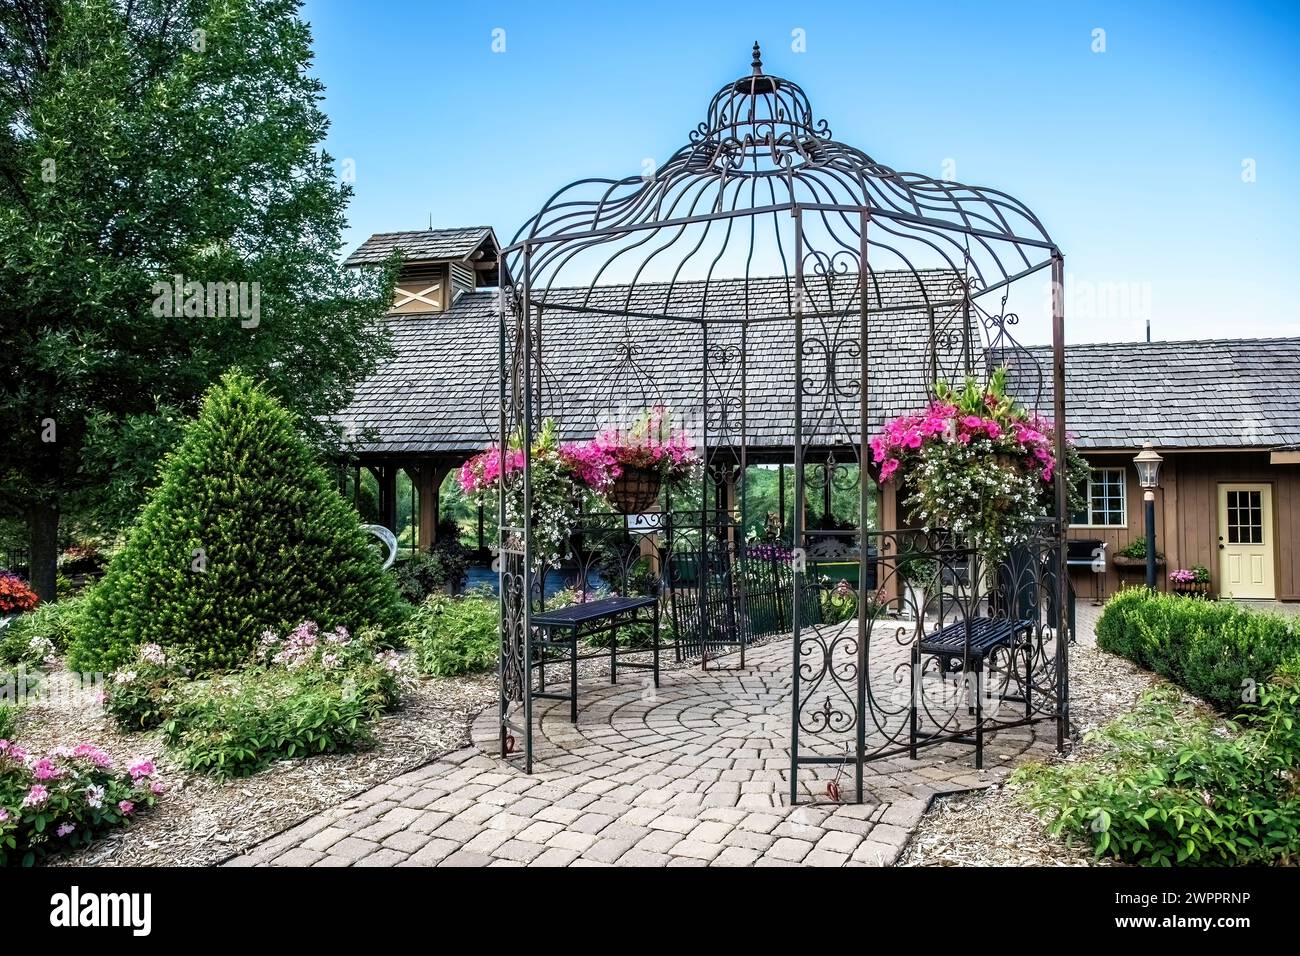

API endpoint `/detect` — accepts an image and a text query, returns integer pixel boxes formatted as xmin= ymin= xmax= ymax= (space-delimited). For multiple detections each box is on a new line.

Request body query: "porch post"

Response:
xmin=1051 ymin=252 xmax=1069 ymax=753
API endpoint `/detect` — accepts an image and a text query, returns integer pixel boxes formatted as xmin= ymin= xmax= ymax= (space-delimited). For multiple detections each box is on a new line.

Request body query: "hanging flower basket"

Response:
xmin=870 ymin=368 xmax=1087 ymax=561
xmin=608 ymin=466 xmax=662 ymax=514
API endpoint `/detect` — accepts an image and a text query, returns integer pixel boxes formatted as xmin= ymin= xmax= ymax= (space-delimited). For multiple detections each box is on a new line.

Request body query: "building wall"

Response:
xmin=1067 ymin=450 xmax=1299 ymax=601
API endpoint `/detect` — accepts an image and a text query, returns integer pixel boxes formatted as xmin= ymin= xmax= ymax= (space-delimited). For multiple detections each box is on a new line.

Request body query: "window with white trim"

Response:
xmin=1071 ymin=467 xmax=1127 ymax=527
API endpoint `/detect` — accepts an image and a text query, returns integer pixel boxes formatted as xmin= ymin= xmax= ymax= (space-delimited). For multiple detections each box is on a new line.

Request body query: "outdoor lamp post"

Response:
xmin=1133 ymin=442 xmax=1164 ymax=589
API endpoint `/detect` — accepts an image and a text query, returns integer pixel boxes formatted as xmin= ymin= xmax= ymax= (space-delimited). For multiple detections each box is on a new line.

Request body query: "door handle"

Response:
xmin=1218 ymin=544 xmax=1224 ymax=550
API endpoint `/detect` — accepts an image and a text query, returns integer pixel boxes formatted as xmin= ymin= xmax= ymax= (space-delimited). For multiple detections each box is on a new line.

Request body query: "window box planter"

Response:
xmin=1112 ymin=554 xmax=1165 ymax=570
xmin=1170 ymin=580 xmax=1213 ymax=598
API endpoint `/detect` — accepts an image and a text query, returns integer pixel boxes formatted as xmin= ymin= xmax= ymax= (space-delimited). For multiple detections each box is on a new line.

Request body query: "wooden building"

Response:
xmin=1007 ymin=340 xmax=1300 ymax=602
xmin=339 ymin=229 xmax=1300 ymax=604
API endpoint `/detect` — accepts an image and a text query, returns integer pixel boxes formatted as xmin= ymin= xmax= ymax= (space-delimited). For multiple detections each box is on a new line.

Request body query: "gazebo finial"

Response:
xmin=751 ymin=41 xmax=763 ymax=75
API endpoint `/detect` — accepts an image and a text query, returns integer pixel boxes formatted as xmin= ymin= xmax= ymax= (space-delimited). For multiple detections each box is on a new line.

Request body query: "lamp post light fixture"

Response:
xmin=1133 ymin=442 xmax=1164 ymax=589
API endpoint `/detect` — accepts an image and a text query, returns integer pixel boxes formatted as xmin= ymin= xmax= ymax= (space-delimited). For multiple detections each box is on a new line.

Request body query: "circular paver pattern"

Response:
xmin=234 ymin=635 xmax=1058 ymax=868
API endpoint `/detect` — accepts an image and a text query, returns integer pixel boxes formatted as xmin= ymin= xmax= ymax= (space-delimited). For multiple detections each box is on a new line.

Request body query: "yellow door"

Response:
xmin=1217 ymin=484 xmax=1275 ymax=600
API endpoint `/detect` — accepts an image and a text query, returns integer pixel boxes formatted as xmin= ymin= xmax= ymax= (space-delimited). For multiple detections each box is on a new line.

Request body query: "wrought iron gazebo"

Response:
xmin=494 ymin=44 xmax=1069 ymax=803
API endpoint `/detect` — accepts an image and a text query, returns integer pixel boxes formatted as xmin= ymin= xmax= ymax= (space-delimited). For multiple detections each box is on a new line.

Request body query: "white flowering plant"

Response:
xmin=103 ymin=643 xmax=190 ymax=731
xmin=162 ymin=621 xmax=405 ymax=779
xmin=872 ymin=368 xmax=1086 ymax=560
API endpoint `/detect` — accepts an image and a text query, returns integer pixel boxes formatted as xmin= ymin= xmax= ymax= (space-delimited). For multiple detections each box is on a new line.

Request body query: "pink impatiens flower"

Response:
xmin=118 ymin=800 xmax=135 ymax=816
xmin=23 ymin=785 xmax=49 ymax=808
xmin=127 ymin=758 xmax=156 ymax=780
xmin=57 ymin=823 xmax=75 ymax=837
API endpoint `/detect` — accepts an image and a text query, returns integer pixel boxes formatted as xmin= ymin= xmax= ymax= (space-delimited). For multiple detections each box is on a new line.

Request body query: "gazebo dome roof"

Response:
xmin=692 ymin=42 xmax=830 ymax=172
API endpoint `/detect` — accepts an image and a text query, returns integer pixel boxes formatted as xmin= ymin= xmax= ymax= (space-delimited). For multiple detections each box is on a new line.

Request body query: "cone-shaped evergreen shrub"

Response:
xmin=68 ymin=372 xmax=402 ymax=674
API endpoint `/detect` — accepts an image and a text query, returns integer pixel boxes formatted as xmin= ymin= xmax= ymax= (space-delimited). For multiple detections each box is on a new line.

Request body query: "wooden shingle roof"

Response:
xmin=344 ymin=227 xmax=497 ymax=267
xmin=333 ymin=270 xmax=964 ymax=457
xmin=1000 ymin=337 xmax=1300 ymax=450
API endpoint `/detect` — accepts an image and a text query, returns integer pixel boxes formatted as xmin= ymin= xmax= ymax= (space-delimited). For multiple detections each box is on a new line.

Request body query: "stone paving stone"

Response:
xmin=382 ymin=829 xmax=434 ymax=854
xmin=439 ymin=850 xmax=495 ymax=867
xmin=493 ymin=840 xmax=548 ymax=863
xmin=409 ymin=811 xmax=453 ymax=834
xmin=517 ymin=821 xmax=565 ymax=844
xmin=668 ymin=838 xmax=724 ymax=862
xmin=616 ymin=848 xmax=672 ymax=867
xmin=326 ymin=837 xmax=379 ymax=862
xmin=432 ymin=818 xmax=482 ymax=843
xmin=767 ymin=837 xmax=815 ymax=863
xmin=635 ymin=829 xmax=684 ymax=854
xmin=850 ymin=841 xmax=897 ymax=866
xmin=462 ymin=829 xmax=512 ymax=855
xmin=355 ymin=848 xmax=410 ymax=867
xmin=404 ymin=838 xmax=459 ymax=866
xmin=571 ymin=812 xmax=616 ymax=834
xmin=648 ymin=813 xmax=698 ymax=835
xmin=456 ymin=803 xmax=502 ymax=825
xmin=484 ymin=812 xmax=533 ymax=835
xmin=823 ymin=816 xmax=873 ymax=837
xmin=546 ymin=830 xmax=599 ymax=853
xmin=581 ymin=836 xmax=640 ymax=864
xmin=400 ymin=789 xmax=447 ymax=810
xmin=689 ymin=820 xmax=734 ymax=844
xmin=868 ymin=822 xmax=912 ymax=848
xmin=534 ymin=805 xmax=585 ymax=826
xmin=881 ymin=800 xmax=927 ymax=827
xmin=300 ymin=827 xmax=349 ymax=853
xmin=712 ymin=846 xmax=762 ymax=867
xmin=737 ymin=812 xmax=783 ymax=834
xmin=803 ymin=848 xmax=849 ymax=867
xmin=270 ymin=847 xmax=323 ymax=867
xmin=530 ymin=847 xmax=581 ymax=867
xmin=815 ymin=829 xmax=864 ymax=855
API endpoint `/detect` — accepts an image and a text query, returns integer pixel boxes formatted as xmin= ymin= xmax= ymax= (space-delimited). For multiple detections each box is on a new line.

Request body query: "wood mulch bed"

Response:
xmin=899 ymin=643 xmax=1205 ymax=866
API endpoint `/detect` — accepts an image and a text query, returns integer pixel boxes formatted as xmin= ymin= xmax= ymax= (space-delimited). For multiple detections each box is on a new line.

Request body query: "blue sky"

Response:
xmin=302 ymin=0 xmax=1299 ymax=343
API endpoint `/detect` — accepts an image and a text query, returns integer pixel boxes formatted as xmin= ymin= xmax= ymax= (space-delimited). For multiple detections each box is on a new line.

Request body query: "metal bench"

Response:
xmin=910 ymin=615 xmax=1034 ymax=768
xmin=530 ymin=596 xmax=660 ymax=722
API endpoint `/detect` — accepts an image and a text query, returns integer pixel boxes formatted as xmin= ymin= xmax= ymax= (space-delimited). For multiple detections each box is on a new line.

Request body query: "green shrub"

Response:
xmin=1014 ymin=664 xmax=1300 ymax=866
xmin=3 ymin=595 xmax=87 ymax=659
xmin=1095 ymin=589 xmax=1299 ymax=710
xmin=391 ymin=543 xmax=470 ymax=604
xmin=0 ymin=704 xmax=14 ymax=740
xmin=404 ymin=593 xmax=499 ymax=677
xmin=67 ymin=372 xmax=403 ymax=675
xmin=161 ymin=621 xmax=402 ymax=779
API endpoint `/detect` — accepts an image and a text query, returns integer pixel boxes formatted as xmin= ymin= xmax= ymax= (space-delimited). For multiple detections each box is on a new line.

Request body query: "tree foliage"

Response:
xmin=0 ymin=0 xmax=395 ymax=597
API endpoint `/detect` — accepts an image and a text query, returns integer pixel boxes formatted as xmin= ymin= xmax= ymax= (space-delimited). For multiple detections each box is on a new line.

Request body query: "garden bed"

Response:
xmin=12 ymin=661 xmax=493 ymax=866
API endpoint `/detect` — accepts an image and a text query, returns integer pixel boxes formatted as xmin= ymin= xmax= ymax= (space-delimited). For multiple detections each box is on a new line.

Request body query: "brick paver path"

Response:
xmin=230 ymin=635 xmax=1058 ymax=867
